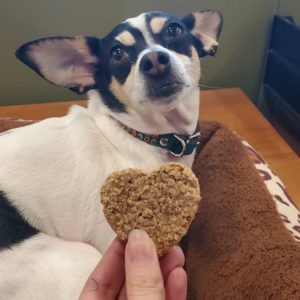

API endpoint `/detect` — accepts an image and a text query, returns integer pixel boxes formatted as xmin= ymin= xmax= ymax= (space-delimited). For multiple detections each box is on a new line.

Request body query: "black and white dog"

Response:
xmin=0 ymin=10 xmax=222 ymax=299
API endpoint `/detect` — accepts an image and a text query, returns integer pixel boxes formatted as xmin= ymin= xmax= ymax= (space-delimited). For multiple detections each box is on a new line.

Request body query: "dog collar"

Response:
xmin=119 ymin=122 xmax=200 ymax=157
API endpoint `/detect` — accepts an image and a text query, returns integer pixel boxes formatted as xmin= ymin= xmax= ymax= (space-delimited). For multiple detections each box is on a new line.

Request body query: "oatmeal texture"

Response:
xmin=101 ymin=163 xmax=200 ymax=257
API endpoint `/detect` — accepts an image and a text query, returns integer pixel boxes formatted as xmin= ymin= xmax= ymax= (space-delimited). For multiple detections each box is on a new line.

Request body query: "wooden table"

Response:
xmin=1 ymin=88 xmax=299 ymax=206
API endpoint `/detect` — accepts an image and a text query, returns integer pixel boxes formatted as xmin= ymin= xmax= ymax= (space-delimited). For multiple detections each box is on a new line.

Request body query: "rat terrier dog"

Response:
xmin=0 ymin=10 xmax=222 ymax=299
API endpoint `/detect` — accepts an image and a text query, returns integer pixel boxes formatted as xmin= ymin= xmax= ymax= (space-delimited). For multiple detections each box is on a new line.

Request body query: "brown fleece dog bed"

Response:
xmin=184 ymin=121 xmax=300 ymax=299
xmin=1 ymin=117 xmax=300 ymax=299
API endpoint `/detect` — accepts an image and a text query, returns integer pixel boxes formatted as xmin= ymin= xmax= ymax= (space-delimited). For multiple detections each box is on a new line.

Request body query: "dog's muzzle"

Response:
xmin=140 ymin=50 xmax=184 ymax=99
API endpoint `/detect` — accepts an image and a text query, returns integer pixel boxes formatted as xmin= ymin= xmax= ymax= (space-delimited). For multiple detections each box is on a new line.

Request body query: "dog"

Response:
xmin=0 ymin=10 xmax=222 ymax=299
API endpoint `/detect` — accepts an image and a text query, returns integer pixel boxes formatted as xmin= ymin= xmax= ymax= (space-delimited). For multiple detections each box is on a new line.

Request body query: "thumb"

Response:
xmin=125 ymin=230 xmax=165 ymax=300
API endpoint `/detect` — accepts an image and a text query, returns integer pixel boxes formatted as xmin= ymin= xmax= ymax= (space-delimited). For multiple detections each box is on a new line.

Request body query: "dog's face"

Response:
xmin=16 ymin=11 xmax=222 ymax=130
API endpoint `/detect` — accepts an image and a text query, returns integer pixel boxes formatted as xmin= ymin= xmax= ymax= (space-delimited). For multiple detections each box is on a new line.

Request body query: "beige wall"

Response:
xmin=278 ymin=0 xmax=300 ymax=25
xmin=0 ymin=0 xmax=278 ymax=105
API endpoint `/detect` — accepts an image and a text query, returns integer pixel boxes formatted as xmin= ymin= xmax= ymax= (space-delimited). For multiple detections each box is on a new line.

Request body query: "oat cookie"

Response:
xmin=101 ymin=163 xmax=200 ymax=257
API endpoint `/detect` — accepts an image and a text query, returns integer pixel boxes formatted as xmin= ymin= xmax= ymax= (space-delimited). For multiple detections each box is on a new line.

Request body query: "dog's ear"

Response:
xmin=182 ymin=10 xmax=223 ymax=57
xmin=16 ymin=36 xmax=100 ymax=94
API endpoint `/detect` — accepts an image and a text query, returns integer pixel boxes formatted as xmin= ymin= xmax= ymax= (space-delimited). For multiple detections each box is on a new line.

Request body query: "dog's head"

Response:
xmin=16 ymin=10 xmax=222 ymax=132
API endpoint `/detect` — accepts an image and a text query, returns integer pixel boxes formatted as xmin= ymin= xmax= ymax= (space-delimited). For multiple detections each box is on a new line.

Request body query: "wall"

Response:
xmin=278 ymin=0 xmax=300 ymax=25
xmin=0 ymin=0 xmax=277 ymax=105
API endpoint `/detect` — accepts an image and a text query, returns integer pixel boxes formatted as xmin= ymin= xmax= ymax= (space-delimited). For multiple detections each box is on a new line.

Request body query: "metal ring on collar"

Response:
xmin=168 ymin=134 xmax=187 ymax=157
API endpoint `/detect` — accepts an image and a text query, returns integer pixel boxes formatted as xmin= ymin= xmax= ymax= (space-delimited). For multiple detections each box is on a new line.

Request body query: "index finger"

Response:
xmin=80 ymin=237 xmax=126 ymax=300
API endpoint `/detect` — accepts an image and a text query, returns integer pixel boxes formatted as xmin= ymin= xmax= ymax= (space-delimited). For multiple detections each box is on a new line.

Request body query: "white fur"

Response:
xmin=0 ymin=12 xmax=201 ymax=299
xmin=113 ymin=45 xmax=199 ymax=135
xmin=0 ymin=233 xmax=101 ymax=300
xmin=120 ymin=14 xmax=201 ymax=135
xmin=0 ymin=89 xmax=199 ymax=299
xmin=127 ymin=13 xmax=154 ymax=46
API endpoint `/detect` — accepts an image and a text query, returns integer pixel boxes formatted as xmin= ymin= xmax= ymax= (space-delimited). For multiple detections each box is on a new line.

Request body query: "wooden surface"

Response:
xmin=1 ymin=88 xmax=299 ymax=206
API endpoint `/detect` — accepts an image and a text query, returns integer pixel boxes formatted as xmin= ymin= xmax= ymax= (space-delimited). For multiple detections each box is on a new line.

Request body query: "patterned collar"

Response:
xmin=119 ymin=121 xmax=200 ymax=157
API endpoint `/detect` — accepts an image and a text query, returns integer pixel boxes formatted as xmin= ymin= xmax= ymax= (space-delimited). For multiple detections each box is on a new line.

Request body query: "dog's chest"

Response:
xmin=0 ymin=108 xmax=194 ymax=253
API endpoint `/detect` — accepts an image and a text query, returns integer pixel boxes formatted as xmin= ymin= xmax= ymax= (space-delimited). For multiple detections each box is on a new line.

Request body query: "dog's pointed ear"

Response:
xmin=182 ymin=10 xmax=223 ymax=57
xmin=15 ymin=36 xmax=100 ymax=94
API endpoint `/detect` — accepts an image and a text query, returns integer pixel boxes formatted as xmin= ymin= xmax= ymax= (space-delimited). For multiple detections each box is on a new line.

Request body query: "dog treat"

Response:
xmin=101 ymin=163 xmax=200 ymax=257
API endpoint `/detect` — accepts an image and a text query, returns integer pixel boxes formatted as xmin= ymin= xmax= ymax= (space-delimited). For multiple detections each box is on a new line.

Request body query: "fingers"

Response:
xmin=125 ymin=230 xmax=165 ymax=300
xmin=80 ymin=231 xmax=187 ymax=300
xmin=160 ymin=246 xmax=185 ymax=285
xmin=165 ymin=267 xmax=187 ymax=300
xmin=80 ymin=237 xmax=125 ymax=300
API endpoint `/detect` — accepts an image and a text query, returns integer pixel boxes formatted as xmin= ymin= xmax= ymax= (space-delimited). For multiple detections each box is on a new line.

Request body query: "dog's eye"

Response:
xmin=166 ymin=22 xmax=183 ymax=39
xmin=111 ymin=46 xmax=126 ymax=62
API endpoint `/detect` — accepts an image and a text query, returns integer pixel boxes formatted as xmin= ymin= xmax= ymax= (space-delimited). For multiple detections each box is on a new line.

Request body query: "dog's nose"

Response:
xmin=140 ymin=51 xmax=170 ymax=76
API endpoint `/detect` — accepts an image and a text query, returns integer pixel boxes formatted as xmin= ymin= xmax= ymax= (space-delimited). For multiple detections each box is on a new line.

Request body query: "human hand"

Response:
xmin=79 ymin=229 xmax=187 ymax=300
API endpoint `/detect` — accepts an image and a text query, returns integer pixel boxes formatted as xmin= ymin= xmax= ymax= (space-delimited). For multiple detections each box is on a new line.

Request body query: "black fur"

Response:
xmin=15 ymin=37 xmax=48 ymax=81
xmin=99 ymin=12 xmax=193 ymax=101
xmin=147 ymin=13 xmax=193 ymax=58
xmin=93 ymin=13 xmax=197 ymax=107
xmin=0 ymin=191 xmax=39 ymax=249
xmin=181 ymin=13 xmax=195 ymax=31
xmin=93 ymin=23 xmax=149 ymax=112
xmin=101 ymin=23 xmax=147 ymax=84
xmin=93 ymin=23 xmax=147 ymax=112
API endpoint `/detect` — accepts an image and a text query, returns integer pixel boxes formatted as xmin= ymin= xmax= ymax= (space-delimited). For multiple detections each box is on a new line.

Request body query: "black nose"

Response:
xmin=140 ymin=51 xmax=170 ymax=76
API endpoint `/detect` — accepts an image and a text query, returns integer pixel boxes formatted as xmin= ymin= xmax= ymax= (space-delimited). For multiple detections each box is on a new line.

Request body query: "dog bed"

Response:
xmin=1 ymin=117 xmax=300 ymax=299
xmin=184 ymin=121 xmax=300 ymax=299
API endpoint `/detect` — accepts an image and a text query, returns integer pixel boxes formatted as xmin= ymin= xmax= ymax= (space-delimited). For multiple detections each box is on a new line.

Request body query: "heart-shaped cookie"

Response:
xmin=101 ymin=163 xmax=200 ymax=257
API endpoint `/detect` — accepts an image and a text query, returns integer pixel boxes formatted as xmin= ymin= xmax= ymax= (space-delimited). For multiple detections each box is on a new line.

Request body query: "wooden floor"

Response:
xmin=1 ymin=88 xmax=299 ymax=206
xmin=199 ymin=88 xmax=300 ymax=207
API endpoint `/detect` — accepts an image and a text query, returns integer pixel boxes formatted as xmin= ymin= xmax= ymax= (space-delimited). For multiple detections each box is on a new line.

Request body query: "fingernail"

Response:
xmin=127 ymin=229 xmax=154 ymax=263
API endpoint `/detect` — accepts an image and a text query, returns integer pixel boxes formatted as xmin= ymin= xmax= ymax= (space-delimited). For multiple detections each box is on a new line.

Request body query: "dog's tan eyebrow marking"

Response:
xmin=149 ymin=17 xmax=167 ymax=34
xmin=115 ymin=31 xmax=136 ymax=46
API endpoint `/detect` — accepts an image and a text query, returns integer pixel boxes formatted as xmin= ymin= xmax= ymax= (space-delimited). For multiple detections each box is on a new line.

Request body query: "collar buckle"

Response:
xmin=168 ymin=132 xmax=200 ymax=157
